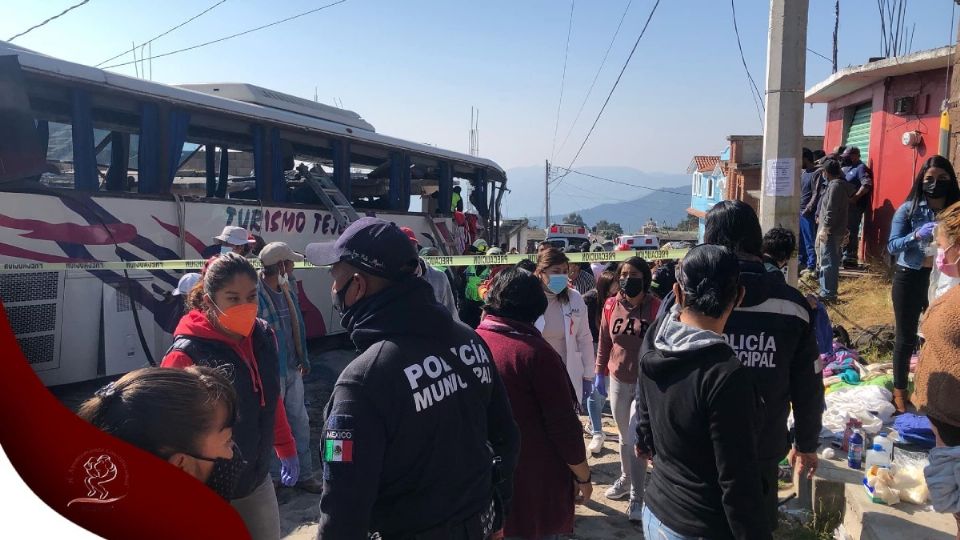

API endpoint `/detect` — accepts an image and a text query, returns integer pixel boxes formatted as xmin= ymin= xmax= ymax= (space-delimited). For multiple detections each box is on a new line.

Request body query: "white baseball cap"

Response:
xmin=172 ymin=272 xmax=201 ymax=296
xmin=259 ymin=242 xmax=304 ymax=266
xmin=213 ymin=226 xmax=253 ymax=246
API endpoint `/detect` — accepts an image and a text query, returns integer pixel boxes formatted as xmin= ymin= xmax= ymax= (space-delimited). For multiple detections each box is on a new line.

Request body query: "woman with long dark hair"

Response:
xmin=161 ymin=253 xmax=298 ymax=540
xmin=595 ymin=257 xmax=660 ymax=523
xmin=887 ymin=155 xmax=960 ymax=413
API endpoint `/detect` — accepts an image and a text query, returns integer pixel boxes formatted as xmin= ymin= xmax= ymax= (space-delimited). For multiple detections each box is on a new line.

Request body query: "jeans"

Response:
xmin=586 ymin=375 xmax=607 ymax=435
xmin=231 ymin=475 xmax=280 ymax=540
xmin=642 ymin=505 xmax=703 ymax=540
xmin=844 ymin=206 xmax=864 ymax=263
xmin=892 ymin=265 xmax=931 ymax=390
xmin=271 ymin=368 xmax=314 ymax=481
xmin=818 ymin=236 xmax=841 ymax=299
xmin=798 ymin=214 xmax=817 ymax=270
xmin=609 ymin=376 xmax=647 ymax=501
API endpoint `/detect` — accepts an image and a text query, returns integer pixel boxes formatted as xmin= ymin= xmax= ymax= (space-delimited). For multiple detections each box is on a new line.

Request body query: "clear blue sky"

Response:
xmin=2 ymin=0 xmax=957 ymax=177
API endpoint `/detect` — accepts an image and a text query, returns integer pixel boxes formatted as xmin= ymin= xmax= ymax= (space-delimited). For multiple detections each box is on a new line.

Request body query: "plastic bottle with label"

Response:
xmin=864 ymin=444 xmax=891 ymax=470
xmin=847 ymin=429 xmax=864 ymax=470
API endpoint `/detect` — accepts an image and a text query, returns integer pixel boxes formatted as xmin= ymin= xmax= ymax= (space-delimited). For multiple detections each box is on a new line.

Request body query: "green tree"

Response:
xmin=676 ymin=214 xmax=699 ymax=230
xmin=593 ymin=220 xmax=624 ymax=239
xmin=563 ymin=212 xmax=587 ymax=227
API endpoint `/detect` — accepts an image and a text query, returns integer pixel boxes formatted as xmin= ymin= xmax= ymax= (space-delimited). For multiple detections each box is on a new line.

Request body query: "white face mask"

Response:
xmin=278 ymin=272 xmax=289 ymax=287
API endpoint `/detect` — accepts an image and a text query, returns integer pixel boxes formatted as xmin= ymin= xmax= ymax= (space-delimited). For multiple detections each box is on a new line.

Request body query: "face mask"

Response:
xmin=924 ymin=181 xmax=949 ymax=199
xmin=219 ymin=245 xmax=234 ymax=256
xmin=937 ymin=247 xmax=960 ymax=278
xmin=546 ymin=274 xmax=568 ymax=294
xmin=619 ymin=277 xmax=645 ymax=298
xmin=211 ymin=301 xmax=258 ymax=337
xmin=278 ymin=272 xmax=290 ymax=288
xmin=190 ymin=447 xmax=246 ymax=500
xmin=332 ymin=275 xmax=355 ymax=315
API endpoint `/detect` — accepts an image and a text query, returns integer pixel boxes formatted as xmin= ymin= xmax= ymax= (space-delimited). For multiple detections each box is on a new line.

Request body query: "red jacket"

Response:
xmin=162 ymin=311 xmax=295 ymax=461
xmin=477 ymin=315 xmax=585 ymax=538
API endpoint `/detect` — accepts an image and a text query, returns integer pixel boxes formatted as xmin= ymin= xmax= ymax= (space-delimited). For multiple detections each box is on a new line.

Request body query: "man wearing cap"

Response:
xmin=204 ymin=225 xmax=256 ymax=258
xmin=306 ymin=217 xmax=519 ymax=540
xmin=158 ymin=272 xmax=202 ymax=334
xmin=399 ymin=227 xmax=460 ymax=321
xmin=841 ymin=146 xmax=873 ymax=267
xmin=257 ymin=242 xmax=321 ymax=493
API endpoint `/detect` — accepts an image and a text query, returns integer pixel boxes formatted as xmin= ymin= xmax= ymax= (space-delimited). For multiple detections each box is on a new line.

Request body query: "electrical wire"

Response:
xmin=8 ymin=0 xmax=92 ymax=42
xmin=550 ymin=0 xmax=576 ymax=163
xmin=551 ymin=166 xmax=688 ymax=196
xmin=95 ymin=0 xmax=228 ymax=67
xmin=551 ymin=0 xmax=662 ymax=189
xmin=807 ymin=48 xmax=832 ymax=63
xmin=730 ymin=0 xmax=765 ymax=131
xmin=556 ymin=0 xmax=634 ymax=157
xmin=102 ymin=0 xmax=348 ymax=69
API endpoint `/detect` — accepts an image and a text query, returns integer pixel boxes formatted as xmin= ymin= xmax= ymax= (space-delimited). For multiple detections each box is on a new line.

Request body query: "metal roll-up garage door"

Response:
xmin=843 ymin=102 xmax=872 ymax=162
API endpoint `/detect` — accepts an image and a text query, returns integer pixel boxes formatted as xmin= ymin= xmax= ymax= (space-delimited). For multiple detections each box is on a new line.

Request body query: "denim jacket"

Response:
xmin=887 ymin=199 xmax=935 ymax=270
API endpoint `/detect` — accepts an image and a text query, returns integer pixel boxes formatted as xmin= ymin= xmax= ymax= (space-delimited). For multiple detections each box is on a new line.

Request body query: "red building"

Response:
xmin=805 ymin=46 xmax=953 ymax=261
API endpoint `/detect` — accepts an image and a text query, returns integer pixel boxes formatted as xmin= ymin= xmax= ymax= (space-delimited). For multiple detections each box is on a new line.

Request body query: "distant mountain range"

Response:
xmin=501 ymin=165 xmax=690 ymax=233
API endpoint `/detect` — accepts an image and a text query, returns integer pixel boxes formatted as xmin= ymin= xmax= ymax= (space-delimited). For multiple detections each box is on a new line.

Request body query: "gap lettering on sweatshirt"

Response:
xmin=402 ymin=340 xmax=493 ymax=412
xmin=724 ymin=333 xmax=778 ymax=368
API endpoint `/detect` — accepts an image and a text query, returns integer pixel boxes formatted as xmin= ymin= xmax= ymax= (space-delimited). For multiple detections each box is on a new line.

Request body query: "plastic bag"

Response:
xmin=822 ymin=386 xmax=895 ymax=434
xmin=892 ymin=450 xmax=930 ymax=505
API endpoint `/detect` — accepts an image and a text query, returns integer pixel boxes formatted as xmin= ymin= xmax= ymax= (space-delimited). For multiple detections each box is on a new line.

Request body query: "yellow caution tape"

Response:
xmin=0 ymin=249 xmax=689 ymax=273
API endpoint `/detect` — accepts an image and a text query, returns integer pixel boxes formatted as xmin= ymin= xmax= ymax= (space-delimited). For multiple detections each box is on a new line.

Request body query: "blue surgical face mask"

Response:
xmin=219 ymin=245 xmax=233 ymax=256
xmin=546 ymin=274 xmax=568 ymax=294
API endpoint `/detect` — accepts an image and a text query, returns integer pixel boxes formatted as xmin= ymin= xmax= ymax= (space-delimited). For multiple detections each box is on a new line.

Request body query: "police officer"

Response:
xmin=305 ymin=218 xmax=520 ymax=540
xmin=640 ymin=200 xmax=823 ymax=532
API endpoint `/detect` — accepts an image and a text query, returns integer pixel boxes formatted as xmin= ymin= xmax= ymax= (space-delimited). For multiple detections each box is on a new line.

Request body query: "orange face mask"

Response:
xmin=212 ymin=302 xmax=258 ymax=337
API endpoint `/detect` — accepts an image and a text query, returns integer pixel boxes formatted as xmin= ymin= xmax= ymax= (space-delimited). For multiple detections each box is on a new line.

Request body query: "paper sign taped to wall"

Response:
xmin=765 ymin=158 xmax=796 ymax=197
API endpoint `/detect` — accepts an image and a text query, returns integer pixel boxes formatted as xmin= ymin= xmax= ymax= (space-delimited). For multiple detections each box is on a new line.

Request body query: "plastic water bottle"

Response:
xmin=873 ymin=434 xmax=894 ymax=461
xmin=848 ymin=429 xmax=864 ymax=469
xmin=864 ymin=444 xmax=891 ymax=470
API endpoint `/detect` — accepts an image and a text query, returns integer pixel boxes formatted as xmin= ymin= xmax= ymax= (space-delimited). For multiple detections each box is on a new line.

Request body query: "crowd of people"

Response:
xmin=71 ymin=175 xmax=960 ymax=539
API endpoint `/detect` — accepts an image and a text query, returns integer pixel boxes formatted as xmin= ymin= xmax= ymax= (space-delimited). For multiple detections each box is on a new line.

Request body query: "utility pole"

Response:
xmin=832 ymin=0 xmax=839 ymax=73
xmin=544 ymin=159 xmax=551 ymax=227
xmin=759 ymin=0 xmax=808 ymax=286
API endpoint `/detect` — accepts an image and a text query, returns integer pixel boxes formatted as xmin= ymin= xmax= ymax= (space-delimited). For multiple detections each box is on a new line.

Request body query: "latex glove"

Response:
xmin=593 ymin=374 xmax=606 ymax=397
xmin=280 ymin=455 xmax=300 ymax=487
xmin=916 ymin=222 xmax=936 ymax=241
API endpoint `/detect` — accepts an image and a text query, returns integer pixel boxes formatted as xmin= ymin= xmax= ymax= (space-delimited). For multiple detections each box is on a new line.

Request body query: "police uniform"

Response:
xmin=306 ymin=218 xmax=520 ymax=540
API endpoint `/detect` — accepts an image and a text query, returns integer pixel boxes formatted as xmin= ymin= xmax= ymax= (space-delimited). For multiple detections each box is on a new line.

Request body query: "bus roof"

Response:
xmin=0 ymin=40 xmax=506 ymax=182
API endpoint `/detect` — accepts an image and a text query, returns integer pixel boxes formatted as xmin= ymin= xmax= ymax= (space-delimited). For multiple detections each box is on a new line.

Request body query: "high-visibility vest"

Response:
xmin=464 ymin=265 xmax=488 ymax=302
xmin=451 ymin=192 xmax=463 ymax=212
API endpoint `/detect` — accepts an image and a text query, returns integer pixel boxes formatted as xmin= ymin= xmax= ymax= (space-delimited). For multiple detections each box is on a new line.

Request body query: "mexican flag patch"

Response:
xmin=324 ymin=430 xmax=353 ymax=463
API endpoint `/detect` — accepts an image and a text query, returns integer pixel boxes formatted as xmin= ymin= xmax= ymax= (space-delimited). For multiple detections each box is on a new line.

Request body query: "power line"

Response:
xmin=551 ymin=0 xmax=662 ymax=190
xmin=95 ymin=0 xmax=228 ymax=67
xmin=102 ymin=0 xmax=349 ymax=69
xmin=8 ymin=0 xmax=92 ymax=42
xmin=556 ymin=0 xmax=634 ymax=157
xmin=551 ymin=166 xmax=688 ymax=197
xmin=807 ymin=48 xmax=832 ymax=63
xmin=730 ymin=0 xmax=765 ymax=131
xmin=550 ymin=0 xmax=576 ymax=162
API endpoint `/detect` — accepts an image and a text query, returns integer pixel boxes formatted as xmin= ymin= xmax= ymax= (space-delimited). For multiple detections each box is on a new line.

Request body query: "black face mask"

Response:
xmin=189 ymin=446 xmax=246 ymax=500
xmin=332 ymin=275 xmax=355 ymax=315
xmin=924 ymin=180 xmax=950 ymax=199
xmin=619 ymin=277 xmax=645 ymax=298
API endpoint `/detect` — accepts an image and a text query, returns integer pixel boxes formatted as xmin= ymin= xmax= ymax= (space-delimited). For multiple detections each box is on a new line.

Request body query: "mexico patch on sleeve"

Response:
xmin=323 ymin=415 xmax=354 ymax=463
